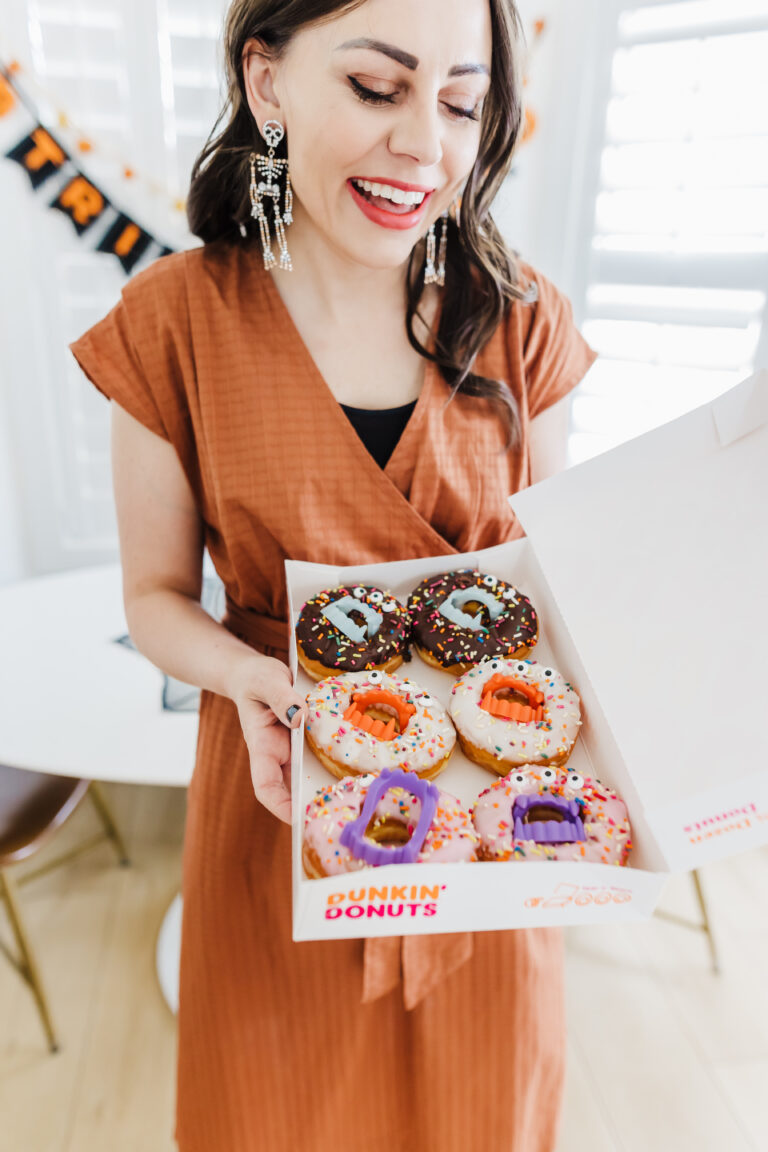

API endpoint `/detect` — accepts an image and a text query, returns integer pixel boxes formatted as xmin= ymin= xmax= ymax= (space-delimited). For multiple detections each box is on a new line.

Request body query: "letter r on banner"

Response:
xmin=50 ymin=175 xmax=108 ymax=234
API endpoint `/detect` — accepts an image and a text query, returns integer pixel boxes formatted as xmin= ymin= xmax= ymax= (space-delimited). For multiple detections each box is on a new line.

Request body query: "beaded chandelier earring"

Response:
xmin=424 ymin=197 xmax=460 ymax=287
xmin=248 ymin=119 xmax=293 ymax=271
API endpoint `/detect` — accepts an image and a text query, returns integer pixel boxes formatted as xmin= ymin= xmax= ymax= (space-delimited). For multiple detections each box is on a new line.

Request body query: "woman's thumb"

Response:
xmin=260 ymin=664 xmax=306 ymax=728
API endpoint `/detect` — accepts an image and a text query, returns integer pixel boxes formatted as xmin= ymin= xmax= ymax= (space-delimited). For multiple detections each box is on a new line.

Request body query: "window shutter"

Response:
xmin=568 ymin=0 xmax=768 ymax=465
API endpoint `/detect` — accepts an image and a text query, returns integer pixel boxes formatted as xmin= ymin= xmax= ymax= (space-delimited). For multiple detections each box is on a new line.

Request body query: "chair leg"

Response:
xmin=691 ymin=868 xmax=720 ymax=975
xmin=0 ymin=869 xmax=59 ymax=1053
xmin=87 ymin=781 xmax=131 ymax=866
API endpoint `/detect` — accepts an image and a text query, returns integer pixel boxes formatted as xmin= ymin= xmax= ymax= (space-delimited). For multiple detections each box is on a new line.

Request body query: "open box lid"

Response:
xmin=510 ymin=372 xmax=768 ymax=872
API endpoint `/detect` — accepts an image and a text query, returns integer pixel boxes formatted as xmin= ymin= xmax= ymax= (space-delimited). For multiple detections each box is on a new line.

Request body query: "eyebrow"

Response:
xmin=334 ymin=37 xmax=490 ymax=78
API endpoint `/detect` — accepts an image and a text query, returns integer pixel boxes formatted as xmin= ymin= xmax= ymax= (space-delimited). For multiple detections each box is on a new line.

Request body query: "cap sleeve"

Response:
xmin=69 ymin=252 xmax=190 ymax=442
xmin=517 ymin=262 xmax=598 ymax=420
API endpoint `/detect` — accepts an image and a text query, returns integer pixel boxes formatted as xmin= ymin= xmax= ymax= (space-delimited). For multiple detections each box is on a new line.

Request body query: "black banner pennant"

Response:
xmin=5 ymin=125 xmax=69 ymax=189
xmin=50 ymin=173 xmax=109 ymax=235
xmin=97 ymin=212 xmax=153 ymax=273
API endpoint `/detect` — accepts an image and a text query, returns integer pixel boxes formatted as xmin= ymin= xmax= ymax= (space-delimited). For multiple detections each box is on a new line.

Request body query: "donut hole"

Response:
xmin=364 ymin=704 xmax=402 ymax=732
xmin=364 ymin=815 xmax=412 ymax=846
xmin=493 ymin=686 xmax=533 ymax=708
xmin=348 ymin=608 xmax=368 ymax=629
xmin=523 ymin=803 xmax=567 ymax=825
xmin=461 ymin=599 xmax=493 ymax=626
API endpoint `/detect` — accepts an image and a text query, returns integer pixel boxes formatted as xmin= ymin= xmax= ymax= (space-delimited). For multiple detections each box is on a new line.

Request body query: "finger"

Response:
xmin=253 ymin=661 xmax=306 ymax=729
xmin=249 ymin=750 xmax=293 ymax=824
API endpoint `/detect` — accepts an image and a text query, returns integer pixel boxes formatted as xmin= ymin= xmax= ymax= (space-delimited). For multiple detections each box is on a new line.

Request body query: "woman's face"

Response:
xmin=246 ymin=0 xmax=492 ymax=269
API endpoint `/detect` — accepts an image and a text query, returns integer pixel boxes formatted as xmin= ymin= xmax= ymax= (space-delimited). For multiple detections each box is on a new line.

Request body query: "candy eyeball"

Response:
xmin=542 ymin=668 xmax=554 ymax=679
xmin=540 ymin=768 xmax=557 ymax=784
xmin=567 ymin=772 xmax=584 ymax=789
xmin=369 ymin=590 xmax=384 ymax=605
xmin=367 ymin=669 xmax=383 ymax=685
xmin=488 ymin=659 xmax=502 ymax=672
xmin=417 ymin=693 xmax=437 ymax=709
xmin=381 ymin=598 xmax=397 ymax=612
xmin=352 ymin=586 xmax=366 ymax=599
xmin=482 ymin=574 xmax=497 ymax=589
xmin=511 ymin=771 xmax=529 ymax=788
xmin=502 ymin=587 xmax=518 ymax=601
xmin=515 ymin=662 xmax=528 ymax=675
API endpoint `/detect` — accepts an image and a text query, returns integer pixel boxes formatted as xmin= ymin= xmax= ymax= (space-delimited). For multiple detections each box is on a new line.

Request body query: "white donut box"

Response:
xmin=286 ymin=371 xmax=768 ymax=941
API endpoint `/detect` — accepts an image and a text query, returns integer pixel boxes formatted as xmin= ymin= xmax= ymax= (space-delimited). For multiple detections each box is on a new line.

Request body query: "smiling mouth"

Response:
xmin=350 ymin=178 xmax=431 ymax=215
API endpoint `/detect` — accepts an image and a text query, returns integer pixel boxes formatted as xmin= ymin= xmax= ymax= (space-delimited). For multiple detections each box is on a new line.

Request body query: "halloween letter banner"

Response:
xmin=2 ymin=65 xmax=175 ymax=274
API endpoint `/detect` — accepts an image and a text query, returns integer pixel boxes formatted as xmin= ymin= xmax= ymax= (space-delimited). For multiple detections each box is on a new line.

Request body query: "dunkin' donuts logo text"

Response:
xmin=326 ymin=884 xmax=447 ymax=920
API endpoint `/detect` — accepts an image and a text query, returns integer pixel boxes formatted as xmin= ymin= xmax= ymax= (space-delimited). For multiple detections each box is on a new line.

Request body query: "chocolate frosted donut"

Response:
xmin=407 ymin=569 xmax=538 ymax=675
xmin=296 ymin=585 xmax=412 ymax=681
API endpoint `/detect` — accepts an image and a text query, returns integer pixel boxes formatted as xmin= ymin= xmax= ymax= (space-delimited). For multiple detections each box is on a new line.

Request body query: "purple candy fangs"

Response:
xmin=512 ymin=792 xmax=586 ymax=844
xmin=340 ymin=768 xmax=439 ymax=867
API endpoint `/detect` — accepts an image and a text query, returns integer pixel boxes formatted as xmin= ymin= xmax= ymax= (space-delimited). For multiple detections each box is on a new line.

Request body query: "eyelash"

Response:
xmin=348 ymin=76 xmax=480 ymax=122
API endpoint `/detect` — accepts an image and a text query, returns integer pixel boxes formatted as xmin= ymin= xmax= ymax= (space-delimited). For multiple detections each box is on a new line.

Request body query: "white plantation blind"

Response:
xmin=568 ymin=0 xmax=768 ymax=465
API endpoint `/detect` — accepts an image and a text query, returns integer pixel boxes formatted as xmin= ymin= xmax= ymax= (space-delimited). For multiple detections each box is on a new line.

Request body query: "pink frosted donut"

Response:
xmin=303 ymin=768 xmax=478 ymax=878
xmin=471 ymin=765 xmax=631 ymax=864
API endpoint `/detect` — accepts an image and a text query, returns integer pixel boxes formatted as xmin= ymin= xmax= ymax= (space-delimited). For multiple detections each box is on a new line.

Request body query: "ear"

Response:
xmin=242 ymin=38 xmax=282 ymax=134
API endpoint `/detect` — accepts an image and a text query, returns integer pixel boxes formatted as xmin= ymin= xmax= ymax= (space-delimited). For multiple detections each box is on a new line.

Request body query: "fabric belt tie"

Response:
xmin=222 ymin=594 xmax=475 ymax=1009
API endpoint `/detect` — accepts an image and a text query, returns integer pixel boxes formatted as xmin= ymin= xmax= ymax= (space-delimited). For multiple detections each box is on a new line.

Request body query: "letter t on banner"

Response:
xmin=5 ymin=126 xmax=68 ymax=188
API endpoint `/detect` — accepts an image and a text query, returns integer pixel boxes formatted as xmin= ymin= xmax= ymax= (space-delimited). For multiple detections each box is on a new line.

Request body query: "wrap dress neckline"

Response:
xmin=257 ymin=266 xmax=457 ymax=558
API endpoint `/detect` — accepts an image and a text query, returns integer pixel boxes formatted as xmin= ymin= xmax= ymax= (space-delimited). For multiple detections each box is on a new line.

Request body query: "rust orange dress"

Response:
xmin=71 ymin=241 xmax=596 ymax=1152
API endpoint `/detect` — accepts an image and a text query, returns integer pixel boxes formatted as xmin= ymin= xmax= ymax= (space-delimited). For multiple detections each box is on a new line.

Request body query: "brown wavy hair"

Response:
xmin=187 ymin=0 xmax=534 ymax=447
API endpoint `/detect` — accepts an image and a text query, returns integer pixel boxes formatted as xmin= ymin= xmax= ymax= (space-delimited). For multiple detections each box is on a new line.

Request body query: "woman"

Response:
xmin=71 ymin=0 xmax=596 ymax=1147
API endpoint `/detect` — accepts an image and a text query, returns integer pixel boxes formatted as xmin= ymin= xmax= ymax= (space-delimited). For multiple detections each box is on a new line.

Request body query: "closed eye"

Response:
xmin=348 ymin=77 xmax=480 ymax=122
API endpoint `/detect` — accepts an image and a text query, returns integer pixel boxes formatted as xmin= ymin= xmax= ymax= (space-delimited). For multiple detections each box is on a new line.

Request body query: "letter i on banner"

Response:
xmin=50 ymin=174 xmax=109 ymax=235
xmin=5 ymin=126 xmax=68 ymax=188
xmin=97 ymin=212 xmax=153 ymax=274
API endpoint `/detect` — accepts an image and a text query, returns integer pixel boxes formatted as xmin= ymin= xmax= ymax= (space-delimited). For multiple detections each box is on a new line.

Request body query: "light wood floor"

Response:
xmin=1 ymin=783 xmax=766 ymax=1151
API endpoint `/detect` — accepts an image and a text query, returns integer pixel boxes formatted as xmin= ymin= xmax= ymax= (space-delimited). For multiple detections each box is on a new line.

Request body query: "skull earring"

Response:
xmin=424 ymin=209 xmax=450 ymax=287
xmin=248 ymin=119 xmax=293 ymax=271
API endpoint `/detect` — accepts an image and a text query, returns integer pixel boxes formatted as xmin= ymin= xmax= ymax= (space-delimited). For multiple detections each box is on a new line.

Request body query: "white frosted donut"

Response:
xmin=304 ymin=670 xmax=456 ymax=780
xmin=449 ymin=657 xmax=581 ymax=774
xmin=472 ymin=766 xmax=632 ymax=864
xmin=303 ymin=771 xmax=478 ymax=877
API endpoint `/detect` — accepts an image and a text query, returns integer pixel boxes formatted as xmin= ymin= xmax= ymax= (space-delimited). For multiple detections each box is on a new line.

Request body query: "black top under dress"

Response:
xmin=340 ymin=400 xmax=417 ymax=469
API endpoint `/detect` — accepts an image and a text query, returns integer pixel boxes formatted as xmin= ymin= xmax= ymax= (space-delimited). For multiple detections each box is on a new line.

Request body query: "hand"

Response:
xmin=230 ymin=655 xmax=306 ymax=823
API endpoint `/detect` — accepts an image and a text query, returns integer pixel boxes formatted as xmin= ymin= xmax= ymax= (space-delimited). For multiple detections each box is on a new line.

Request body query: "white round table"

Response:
xmin=0 ymin=564 xmax=197 ymax=1012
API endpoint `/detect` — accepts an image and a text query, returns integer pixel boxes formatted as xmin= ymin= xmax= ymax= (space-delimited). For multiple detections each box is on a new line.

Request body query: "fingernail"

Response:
xmin=286 ymin=704 xmax=300 ymax=723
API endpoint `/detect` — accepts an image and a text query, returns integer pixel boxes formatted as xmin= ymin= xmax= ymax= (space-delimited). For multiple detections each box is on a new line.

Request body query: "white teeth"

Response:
xmin=353 ymin=179 xmax=426 ymax=206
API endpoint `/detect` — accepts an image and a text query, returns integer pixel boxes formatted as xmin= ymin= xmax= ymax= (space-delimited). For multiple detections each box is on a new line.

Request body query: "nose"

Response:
xmin=387 ymin=94 xmax=443 ymax=169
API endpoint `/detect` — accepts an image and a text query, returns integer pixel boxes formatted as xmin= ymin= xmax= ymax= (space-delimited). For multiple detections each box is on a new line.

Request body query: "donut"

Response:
xmin=407 ymin=569 xmax=538 ymax=674
xmin=471 ymin=766 xmax=632 ymax=864
xmin=303 ymin=768 xmax=478 ymax=877
xmin=295 ymin=584 xmax=412 ymax=681
xmin=450 ymin=657 xmax=581 ymax=773
xmin=304 ymin=669 xmax=455 ymax=780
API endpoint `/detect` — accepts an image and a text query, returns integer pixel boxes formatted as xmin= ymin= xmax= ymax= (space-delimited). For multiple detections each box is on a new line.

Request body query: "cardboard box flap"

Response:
xmin=712 ymin=370 xmax=768 ymax=448
xmin=509 ymin=373 xmax=768 ymax=867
